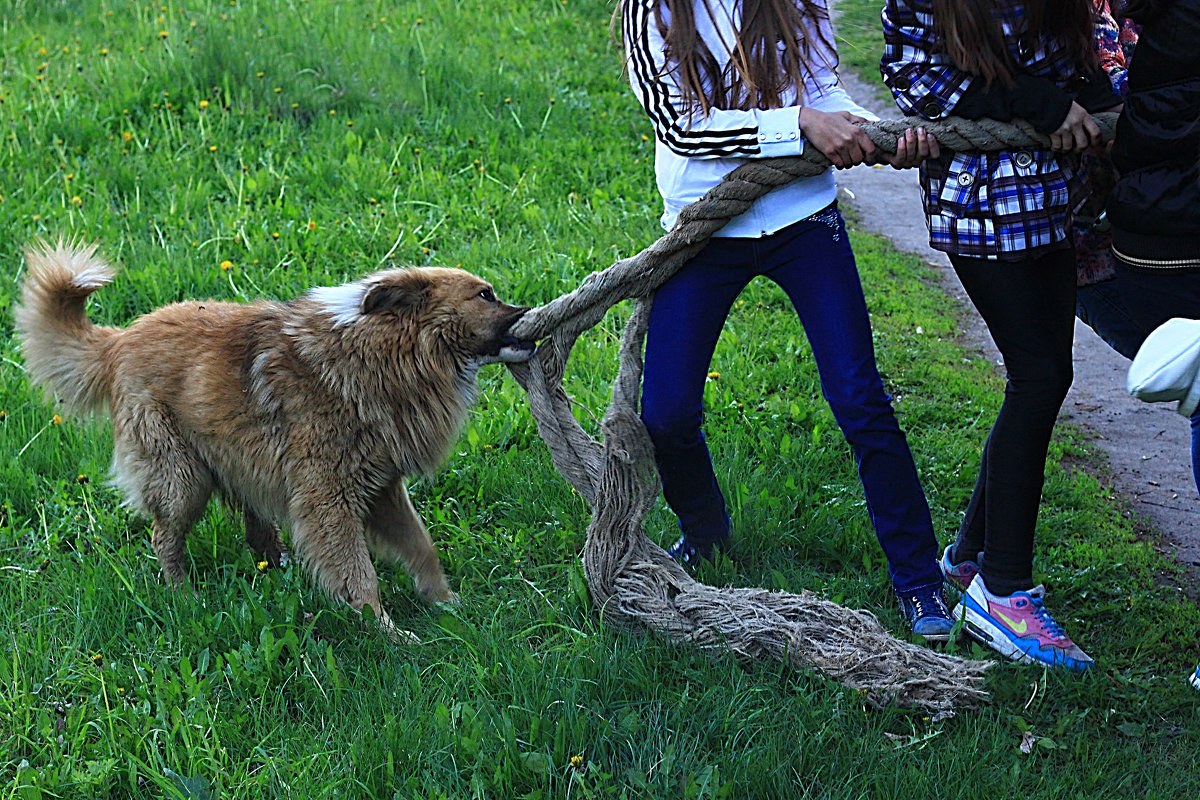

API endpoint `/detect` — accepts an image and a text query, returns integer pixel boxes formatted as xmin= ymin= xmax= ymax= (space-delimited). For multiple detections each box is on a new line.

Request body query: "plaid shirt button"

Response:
xmin=922 ymin=101 xmax=943 ymax=117
xmin=957 ymin=172 xmax=973 ymax=187
xmin=1014 ymin=151 xmax=1034 ymax=168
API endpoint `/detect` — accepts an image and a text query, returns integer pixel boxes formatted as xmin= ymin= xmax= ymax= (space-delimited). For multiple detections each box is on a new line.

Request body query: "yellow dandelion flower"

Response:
xmin=91 ymin=653 xmax=103 ymax=666
xmin=70 ymin=196 xmax=82 ymax=206
xmin=0 ymin=411 xmax=6 ymax=421
xmin=52 ymin=414 xmax=63 ymax=425
xmin=158 ymin=30 xmax=169 ymax=38
xmin=199 ymin=99 xmax=209 ymax=109
xmin=272 ymin=232 xmax=280 ymax=239
xmin=99 ymin=48 xmax=109 ymax=56
xmin=65 ymin=173 xmax=74 ymax=180
xmin=570 ymin=755 xmax=584 ymax=769
xmin=77 ymin=474 xmax=89 ymax=484
xmin=257 ymin=560 xmax=269 ymax=571
xmin=707 ymin=371 xmax=720 ymax=380
xmin=209 ymin=145 xmax=217 ymax=152
xmin=122 ymin=132 xmax=132 ymax=141
xmin=328 ymin=109 xmax=336 ymax=116
xmin=219 ymin=260 xmax=233 ymax=271
xmin=307 ymin=221 xmax=316 ymax=231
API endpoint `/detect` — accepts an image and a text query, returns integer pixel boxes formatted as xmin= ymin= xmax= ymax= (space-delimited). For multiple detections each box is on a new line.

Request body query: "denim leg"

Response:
xmin=1075 ymin=279 xmax=1146 ymax=360
xmin=766 ymin=211 xmax=941 ymax=593
xmin=1113 ymin=266 xmax=1200 ymax=502
xmin=1192 ymin=411 xmax=1200 ymax=500
xmin=641 ymin=239 xmax=751 ymax=546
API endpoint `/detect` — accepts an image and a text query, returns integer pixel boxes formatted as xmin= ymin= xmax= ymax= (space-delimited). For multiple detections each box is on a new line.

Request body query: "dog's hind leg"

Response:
xmin=366 ymin=479 xmax=456 ymax=606
xmin=113 ymin=410 xmax=213 ymax=585
xmin=234 ymin=502 xmax=287 ymax=568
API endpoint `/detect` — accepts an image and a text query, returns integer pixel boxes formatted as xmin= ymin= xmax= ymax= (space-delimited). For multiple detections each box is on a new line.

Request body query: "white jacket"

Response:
xmin=622 ymin=0 xmax=875 ymax=236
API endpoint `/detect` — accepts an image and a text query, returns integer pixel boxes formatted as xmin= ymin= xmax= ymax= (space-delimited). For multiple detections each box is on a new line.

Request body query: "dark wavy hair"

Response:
xmin=932 ymin=0 xmax=1097 ymax=87
xmin=617 ymin=0 xmax=836 ymax=112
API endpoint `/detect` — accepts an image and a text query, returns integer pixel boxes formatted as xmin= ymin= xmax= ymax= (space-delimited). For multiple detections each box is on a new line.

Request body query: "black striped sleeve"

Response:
xmin=622 ymin=0 xmax=762 ymax=158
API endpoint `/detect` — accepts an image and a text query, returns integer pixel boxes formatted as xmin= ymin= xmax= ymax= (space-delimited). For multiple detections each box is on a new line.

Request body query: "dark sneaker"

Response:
xmin=665 ymin=534 xmax=726 ymax=567
xmin=896 ymin=585 xmax=955 ymax=643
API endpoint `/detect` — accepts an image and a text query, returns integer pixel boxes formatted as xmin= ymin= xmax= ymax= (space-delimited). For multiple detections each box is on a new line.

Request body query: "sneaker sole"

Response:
xmin=954 ymin=598 xmax=1093 ymax=672
xmin=917 ymin=629 xmax=953 ymax=644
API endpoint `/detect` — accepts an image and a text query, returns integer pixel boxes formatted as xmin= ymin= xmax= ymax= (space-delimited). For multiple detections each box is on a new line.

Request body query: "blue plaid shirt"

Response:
xmin=881 ymin=0 xmax=1086 ymax=260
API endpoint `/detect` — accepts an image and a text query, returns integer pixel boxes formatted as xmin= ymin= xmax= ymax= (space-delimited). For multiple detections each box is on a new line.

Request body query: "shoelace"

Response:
xmin=1026 ymin=596 xmax=1068 ymax=640
xmin=908 ymin=592 xmax=948 ymax=620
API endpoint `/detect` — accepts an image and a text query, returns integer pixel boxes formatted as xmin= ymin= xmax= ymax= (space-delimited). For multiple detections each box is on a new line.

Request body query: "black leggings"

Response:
xmin=949 ymin=249 xmax=1076 ymax=595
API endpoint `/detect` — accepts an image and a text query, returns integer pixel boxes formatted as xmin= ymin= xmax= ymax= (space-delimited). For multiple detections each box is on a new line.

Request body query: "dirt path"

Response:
xmin=833 ymin=68 xmax=1200 ymax=579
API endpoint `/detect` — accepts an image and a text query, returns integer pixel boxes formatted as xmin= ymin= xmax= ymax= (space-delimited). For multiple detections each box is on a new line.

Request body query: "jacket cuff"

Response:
xmin=1070 ymin=68 xmax=1123 ymax=113
xmin=954 ymin=74 xmax=1073 ymax=134
xmin=757 ymin=107 xmax=805 ymax=157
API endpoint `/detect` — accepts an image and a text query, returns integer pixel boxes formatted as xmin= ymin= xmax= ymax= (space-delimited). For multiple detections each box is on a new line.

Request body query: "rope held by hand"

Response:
xmin=505 ymin=114 xmax=1116 ymax=711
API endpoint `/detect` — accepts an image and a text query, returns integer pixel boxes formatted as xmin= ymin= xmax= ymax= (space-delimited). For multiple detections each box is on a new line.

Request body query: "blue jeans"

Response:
xmin=1076 ymin=278 xmax=1145 ymax=360
xmin=640 ymin=205 xmax=941 ymax=593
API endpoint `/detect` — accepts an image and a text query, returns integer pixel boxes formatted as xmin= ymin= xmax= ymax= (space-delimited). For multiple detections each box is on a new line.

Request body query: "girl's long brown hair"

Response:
xmin=932 ymin=0 xmax=1097 ymax=87
xmin=619 ymin=0 xmax=836 ymax=112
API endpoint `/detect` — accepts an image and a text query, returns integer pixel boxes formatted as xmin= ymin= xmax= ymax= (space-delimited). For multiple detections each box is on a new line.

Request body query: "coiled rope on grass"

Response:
xmin=503 ymin=114 xmax=1118 ymax=712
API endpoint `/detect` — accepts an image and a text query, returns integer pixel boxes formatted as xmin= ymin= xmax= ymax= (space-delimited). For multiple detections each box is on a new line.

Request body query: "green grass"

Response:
xmin=0 ymin=1 xmax=1198 ymax=797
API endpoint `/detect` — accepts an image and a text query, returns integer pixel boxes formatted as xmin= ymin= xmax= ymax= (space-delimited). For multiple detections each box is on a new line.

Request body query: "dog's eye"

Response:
xmin=478 ymin=288 xmax=496 ymax=302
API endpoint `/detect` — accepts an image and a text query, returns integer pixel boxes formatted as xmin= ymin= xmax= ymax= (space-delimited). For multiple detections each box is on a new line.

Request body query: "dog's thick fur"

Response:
xmin=15 ymin=240 xmax=533 ymax=636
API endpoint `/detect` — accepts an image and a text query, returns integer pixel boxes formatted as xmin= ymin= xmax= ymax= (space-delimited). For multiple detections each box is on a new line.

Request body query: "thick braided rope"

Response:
xmin=504 ymin=115 xmax=1116 ymax=712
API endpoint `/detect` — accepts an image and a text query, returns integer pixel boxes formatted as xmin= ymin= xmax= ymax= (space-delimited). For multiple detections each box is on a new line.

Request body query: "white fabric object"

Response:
xmin=1127 ymin=317 xmax=1200 ymax=418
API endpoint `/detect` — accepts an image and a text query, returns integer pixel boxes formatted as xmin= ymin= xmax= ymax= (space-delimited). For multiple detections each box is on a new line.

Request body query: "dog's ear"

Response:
xmin=361 ymin=274 xmax=431 ymax=317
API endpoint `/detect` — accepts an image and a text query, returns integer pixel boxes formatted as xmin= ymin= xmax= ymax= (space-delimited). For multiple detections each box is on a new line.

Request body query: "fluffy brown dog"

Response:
xmin=15 ymin=240 xmax=534 ymax=637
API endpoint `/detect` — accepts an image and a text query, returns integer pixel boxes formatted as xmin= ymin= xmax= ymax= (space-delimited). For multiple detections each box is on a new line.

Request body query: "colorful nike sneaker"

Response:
xmin=955 ymin=579 xmax=1093 ymax=671
xmin=896 ymin=584 xmax=955 ymax=643
xmin=939 ymin=545 xmax=980 ymax=593
xmin=1191 ymin=663 xmax=1200 ymax=691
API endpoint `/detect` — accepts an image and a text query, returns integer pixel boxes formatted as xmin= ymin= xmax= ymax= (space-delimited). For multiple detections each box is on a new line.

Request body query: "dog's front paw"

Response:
xmin=422 ymin=587 xmax=461 ymax=607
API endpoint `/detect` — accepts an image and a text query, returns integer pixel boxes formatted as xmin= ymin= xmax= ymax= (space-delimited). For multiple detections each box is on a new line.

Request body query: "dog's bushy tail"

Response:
xmin=14 ymin=239 xmax=118 ymax=414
